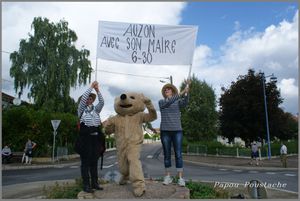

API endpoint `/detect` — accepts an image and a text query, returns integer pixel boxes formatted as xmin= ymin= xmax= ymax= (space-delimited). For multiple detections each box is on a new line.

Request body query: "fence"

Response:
xmin=186 ymin=145 xmax=207 ymax=155
xmin=184 ymin=145 xmax=297 ymax=158
xmin=56 ymin=146 xmax=68 ymax=160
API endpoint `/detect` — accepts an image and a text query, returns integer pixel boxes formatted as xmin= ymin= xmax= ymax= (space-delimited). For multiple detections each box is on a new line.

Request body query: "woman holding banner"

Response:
xmin=159 ymin=80 xmax=190 ymax=187
xmin=77 ymin=81 xmax=105 ymax=193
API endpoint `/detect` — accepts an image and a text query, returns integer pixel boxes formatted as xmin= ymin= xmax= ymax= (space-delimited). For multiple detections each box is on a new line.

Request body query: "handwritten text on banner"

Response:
xmin=97 ymin=21 xmax=198 ymax=65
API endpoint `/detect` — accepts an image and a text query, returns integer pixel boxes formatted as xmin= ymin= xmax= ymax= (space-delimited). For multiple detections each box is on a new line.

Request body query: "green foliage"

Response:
xmin=186 ymin=181 xmax=229 ymax=199
xmin=262 ymin=140 xmax=298 ymax=156
xmin=152 ymin=133 xmax=160 ymax=140
xmin=144 ymin=133 xmax=152 ymax=139
xmin=43 ymin=178 xmax=82 ymax=199
xmin=219 ymin=69 xmax=296 ymax=142
xmin=9 ymin=17 xmax=92 ymax=113
xmin=2 ymin=105 xmax=78 ymax=156
xmin=184 ymin=140 xmax=225 ymax=155
xmin=181 ymin=75 xmax=218 ymax=141
xmin=43 ymin=178 xmax=109 ymax=198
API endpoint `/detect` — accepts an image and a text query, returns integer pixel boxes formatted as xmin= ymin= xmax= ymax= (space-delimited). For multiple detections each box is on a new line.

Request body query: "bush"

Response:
xmin=2 ymin=106 xmax=78 ymax=157
xmin=184 ymin=140 xmax=224 ymax=154
xmin=43 ymin=178 xmax=82 ymax=199
xmin=186 ymin=181 xmax=229 ymax=199
xmin=144 ymin=133 xmax=151 ymax=139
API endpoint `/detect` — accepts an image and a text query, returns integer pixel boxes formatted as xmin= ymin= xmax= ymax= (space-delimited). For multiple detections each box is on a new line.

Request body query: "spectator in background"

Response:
xmin=280 ymin=142 xmax=288 ymax=168
xmin=2 ymin=145 xmax=13 ymax=164
xmin=250 ymin=141 xmax=259 ymax=166
xmin=23 ymin=139 xmax=37 ymax=165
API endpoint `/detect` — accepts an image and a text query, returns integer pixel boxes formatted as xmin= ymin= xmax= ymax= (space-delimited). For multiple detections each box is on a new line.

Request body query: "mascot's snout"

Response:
xmin=120 ymin=94 xmax=127 ymax=100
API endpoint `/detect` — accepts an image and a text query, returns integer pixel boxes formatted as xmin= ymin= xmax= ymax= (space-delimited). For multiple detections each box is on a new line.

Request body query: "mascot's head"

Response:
xmin=114 ymin=92 xmax=145 ymax=116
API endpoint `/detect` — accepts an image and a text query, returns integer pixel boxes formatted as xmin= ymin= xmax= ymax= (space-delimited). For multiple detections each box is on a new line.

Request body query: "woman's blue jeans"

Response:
xmin=160 ymin=130 xmax=183 ymax=172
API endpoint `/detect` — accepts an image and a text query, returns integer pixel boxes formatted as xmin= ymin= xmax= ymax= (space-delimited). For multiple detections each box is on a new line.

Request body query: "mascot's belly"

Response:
xmin=114 ymin=114 xmax=144 ymax=145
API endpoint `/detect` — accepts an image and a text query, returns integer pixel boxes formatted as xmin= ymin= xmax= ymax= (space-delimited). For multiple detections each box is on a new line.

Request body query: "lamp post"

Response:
xmin=159 ymin=75 xmax=173 ymax=84
xmin=259 ymin=71 xmax=277 ymax=160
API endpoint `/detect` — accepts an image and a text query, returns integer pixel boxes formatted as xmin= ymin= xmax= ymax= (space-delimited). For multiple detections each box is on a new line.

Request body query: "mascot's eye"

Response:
xmin=130 ymin=96 xmax=135 ymax=99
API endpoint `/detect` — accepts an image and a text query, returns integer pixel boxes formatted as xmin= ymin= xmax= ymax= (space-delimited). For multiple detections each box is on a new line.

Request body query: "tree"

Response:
xmin=2 ymin=105 xmax=78 ymax=156
xmin=10 ymin=17 xmax=93 ymax=113
xmin=180 ymin=75 xmax=218 ymax=141
xmin=219 ymin=69 xmax=288 ymax=143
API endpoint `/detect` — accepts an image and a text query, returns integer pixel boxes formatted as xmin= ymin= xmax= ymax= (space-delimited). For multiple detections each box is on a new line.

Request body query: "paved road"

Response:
xmin=2 ymin=143 xmax=298 ymax=193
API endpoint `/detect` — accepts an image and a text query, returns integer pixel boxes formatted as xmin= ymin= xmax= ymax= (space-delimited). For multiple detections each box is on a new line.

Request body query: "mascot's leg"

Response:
xmin=128 ymin=144 xmax=145 ymax=197
xmin=117 ymin=149 xmax=130 ymax=185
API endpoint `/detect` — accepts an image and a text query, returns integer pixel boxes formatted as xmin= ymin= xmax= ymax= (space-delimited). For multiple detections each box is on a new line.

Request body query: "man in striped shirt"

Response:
xmin=159 ymin=81 xmax=190 ymax=187
xmin=77 ymin=81 xmax=104 ymax=193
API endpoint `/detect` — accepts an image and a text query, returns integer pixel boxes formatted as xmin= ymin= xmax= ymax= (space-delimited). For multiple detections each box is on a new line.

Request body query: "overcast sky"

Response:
xmin=2 ymin=2 xmax=298 ymax=128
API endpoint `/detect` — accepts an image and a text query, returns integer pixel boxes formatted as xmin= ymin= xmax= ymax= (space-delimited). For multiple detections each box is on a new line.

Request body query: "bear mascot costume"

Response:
xmin=103 ymin=92 xmax=157 ymax=197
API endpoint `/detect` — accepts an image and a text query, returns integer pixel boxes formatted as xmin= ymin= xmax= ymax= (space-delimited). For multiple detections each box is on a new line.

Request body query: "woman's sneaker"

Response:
xmin=178 ymin=178 xmax=185 ymax=187
xmin=162 ymin=176 xmax=173 ymax=185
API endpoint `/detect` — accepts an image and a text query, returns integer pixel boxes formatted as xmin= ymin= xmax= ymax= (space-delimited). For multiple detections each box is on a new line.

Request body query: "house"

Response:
xmin=1 ymin=92 xmax=28 ymax=109
xmin=2 ymin=92 xmax=15 ymax=108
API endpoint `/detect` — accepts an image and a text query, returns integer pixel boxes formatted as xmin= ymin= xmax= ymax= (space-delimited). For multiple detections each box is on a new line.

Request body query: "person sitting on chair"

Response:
xmin=2 ymin=145 xmax=13 ymax=164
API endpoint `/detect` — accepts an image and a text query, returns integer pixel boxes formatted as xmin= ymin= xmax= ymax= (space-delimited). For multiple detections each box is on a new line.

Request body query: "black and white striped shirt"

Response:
xmin=78 ymin=87 xmax=104 ymax=127
xmin=159 ymin=94 xmax=189 ymax=131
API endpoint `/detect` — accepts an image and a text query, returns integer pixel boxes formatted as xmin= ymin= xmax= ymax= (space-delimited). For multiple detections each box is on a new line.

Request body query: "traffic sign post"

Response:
xmin=51 ymin=120 xmax=61 ymax=162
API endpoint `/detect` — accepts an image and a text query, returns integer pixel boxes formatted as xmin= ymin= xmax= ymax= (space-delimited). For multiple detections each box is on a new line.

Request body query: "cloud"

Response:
xmin=278 ymin=78 xmax=298 ymax=98
xmin=2 ymin=2 xmax=186 ymax=127
xmin=2 ymin=3 xmax=298 ymax=129
xmin=234 ymin=20 xmax=240 ymax=31
xmin=192 ymin=10 xmax=298 ymax=114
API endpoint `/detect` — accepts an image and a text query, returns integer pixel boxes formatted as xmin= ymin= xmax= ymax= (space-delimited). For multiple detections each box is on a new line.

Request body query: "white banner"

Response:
xmin=97 ymin=21 xmax=198 ymax=65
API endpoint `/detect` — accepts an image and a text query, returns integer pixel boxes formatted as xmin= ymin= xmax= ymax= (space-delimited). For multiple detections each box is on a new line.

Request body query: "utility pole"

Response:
xmin=259 ymin=71 xmax=277 ymax=160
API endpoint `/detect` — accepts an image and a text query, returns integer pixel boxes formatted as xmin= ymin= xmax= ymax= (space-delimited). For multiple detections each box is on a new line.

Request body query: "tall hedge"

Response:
xmin=2 ymin=105 xmax=78 ymax=156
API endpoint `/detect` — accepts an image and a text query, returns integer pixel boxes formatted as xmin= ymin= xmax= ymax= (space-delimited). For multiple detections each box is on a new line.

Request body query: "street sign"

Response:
xmin=51 ymin=120 xmax=61 ymax=131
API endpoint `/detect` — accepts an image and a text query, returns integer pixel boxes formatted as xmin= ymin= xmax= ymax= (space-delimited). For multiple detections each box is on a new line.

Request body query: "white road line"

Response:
xmin=70 ymin=166 xmax=79 ymax=169
xmin=147 ymin=155 xmax=153 ymax=158
xmin=102 ymin=164 xmax=115 ymax=169
xmin=284 ymin=173 xmax=296 ymax=177
xmin=249 ymin=171 xmax=258 ymax=173
xmin=233 ymin=169 xmax=242 ymax=172
xmin=219 ymin=169 xmax=228 ymax=171
xmin=107 ymin=155 xmax=116 ymax=159
xmin=266 ymin=172 xmax=276 ymax=175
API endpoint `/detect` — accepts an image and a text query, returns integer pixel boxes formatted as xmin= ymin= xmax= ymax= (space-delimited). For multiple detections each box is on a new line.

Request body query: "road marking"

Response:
xmin=266 ymin=172 xmax=276 ymax=175
xmin=233 ymin=169 xmax=242 ymax=172
xmin=70 ymin=166 xmax=79 ymax=169
xmin=103 ymin=164 xmax=115 ymax=169
xmin=219 ymin=169 xmax=228 ymax=171
xmin=147 ymin=155 xmax=153 ymax=158
xmin=284 ymin=173 xmax=296 ymax=177
xmin=107 ymin=155 xmax=116 ymax=159
xmin=54 ymin=165 xmax=64 ymax=168
xmin=249 ymin=171 xmax=258 ymax=173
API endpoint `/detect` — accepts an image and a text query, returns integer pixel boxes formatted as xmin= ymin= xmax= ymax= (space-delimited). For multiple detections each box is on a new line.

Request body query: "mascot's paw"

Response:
xmin=119 ymin=176 xmax=129 ymax=185
xmin=133 ymin=188 xmax=145 ymax=197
